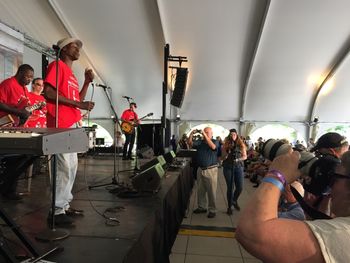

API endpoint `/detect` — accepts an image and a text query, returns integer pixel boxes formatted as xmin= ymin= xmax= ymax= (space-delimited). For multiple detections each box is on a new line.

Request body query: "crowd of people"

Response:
xmin=182 ymin=126 xmax=349 ymax=262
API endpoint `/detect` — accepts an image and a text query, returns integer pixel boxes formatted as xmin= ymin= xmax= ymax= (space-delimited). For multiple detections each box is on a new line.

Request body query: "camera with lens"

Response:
xmin=193 ymin=129 xmax=202 ymax=134
xmin=261 ymin=139 xmax=340 ymax=196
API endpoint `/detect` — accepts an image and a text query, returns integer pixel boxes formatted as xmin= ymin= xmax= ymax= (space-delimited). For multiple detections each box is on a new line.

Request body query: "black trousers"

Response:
xmin=0 ymin=155 xmax=37 ymax=195
xmin=123 ymin=133 xmax=135 ymax=158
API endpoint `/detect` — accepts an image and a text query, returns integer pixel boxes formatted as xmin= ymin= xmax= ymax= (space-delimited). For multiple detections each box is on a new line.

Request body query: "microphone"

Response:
xmin=122 ymin=96 xmax=133 ymax=99
xmin=95 ymin=83 xmax=110 ymax=89
xmin=52 ymin=44 xmax=60 ymax=51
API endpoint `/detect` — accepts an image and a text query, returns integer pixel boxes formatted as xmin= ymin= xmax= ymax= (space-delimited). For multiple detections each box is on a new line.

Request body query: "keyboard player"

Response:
xmin=0 ymin=64 xmax=37 ymax=200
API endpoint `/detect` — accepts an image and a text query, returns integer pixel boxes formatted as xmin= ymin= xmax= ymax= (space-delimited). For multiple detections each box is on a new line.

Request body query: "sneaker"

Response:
xmin=122 ymin=157 xmax=128 ymax=160
xmin=65 ymin=207 xmax=84 ymax=217
xmin=207 ymin=212 xmax=216 ymax=218
xmin=193 ymin=208 xmax=207 ymax=214
xmin=233 ymin=201 xmax=240 ymax=211
xmin=227 ymin=207 xmax=233 ymax=215
xmin=48 ymin=214 xmax=74 ymax=226
xmin=128 ymin=156 xmax=134 ymax=160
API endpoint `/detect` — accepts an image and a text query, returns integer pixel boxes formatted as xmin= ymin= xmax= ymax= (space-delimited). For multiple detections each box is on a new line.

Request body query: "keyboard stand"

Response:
xmin=0 ymin=206 xmax=60 ymax=262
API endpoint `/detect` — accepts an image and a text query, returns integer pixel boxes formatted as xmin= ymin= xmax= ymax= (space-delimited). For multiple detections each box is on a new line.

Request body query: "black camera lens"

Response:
xmin=262 ymin=138 xmax=340 ymax=196
xmin=261 ymin=139 xmax=291 ymax=161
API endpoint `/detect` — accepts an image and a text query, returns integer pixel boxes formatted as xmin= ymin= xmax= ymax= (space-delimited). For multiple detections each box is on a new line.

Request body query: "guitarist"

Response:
xmin=121 ymin=102 xmax=140 ymax=160
xmin=0 ymin=64 xmax=33 ymax=125
xmin=0 ymin=64 xmax=37 ymax=200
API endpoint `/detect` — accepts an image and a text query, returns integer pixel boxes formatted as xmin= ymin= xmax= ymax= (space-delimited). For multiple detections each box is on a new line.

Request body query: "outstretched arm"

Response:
xmin=236 ymin=151 xmax=324 ymax=263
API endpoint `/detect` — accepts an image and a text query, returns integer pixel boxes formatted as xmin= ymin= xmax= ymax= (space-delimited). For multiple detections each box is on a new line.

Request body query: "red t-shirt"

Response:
xmin=24 ymin=92 xmax=47 ymax=128
xmin=121 ymin=109 xmax=139 ymax=122
xmin=0 ymin=76 xmax=29 ymax=118
xmin=45 ymin=60 xmax=81 ymax=128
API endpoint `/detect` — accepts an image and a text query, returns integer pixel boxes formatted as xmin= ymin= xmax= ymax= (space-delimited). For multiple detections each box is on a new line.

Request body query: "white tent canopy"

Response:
xmin=1 ymin=0 xmax=350 ymax=140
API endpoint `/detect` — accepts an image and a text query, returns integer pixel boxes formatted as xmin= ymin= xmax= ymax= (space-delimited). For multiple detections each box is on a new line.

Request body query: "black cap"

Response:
xmin=229 ymin=128 xmax=237 ymax=133
xmin=312 ymin=132 xmax=348 ymax=151
xmin=130 ymin=102 xmax=137 ymax=108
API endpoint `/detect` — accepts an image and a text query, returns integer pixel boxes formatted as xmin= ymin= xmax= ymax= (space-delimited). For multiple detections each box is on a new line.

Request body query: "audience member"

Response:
xmin=189 ymin=127 xmax=219 ymax=218
xmin=236 ymin=149 xmax=350 ymax=263
xmin=114 ymin=130 xmax=125 ymax=153
xmin=278 ymin=181 xmax=305 ymax=220
xmin=221 ymin=129 xmax=247 ymax=214
xmin=179 ymin=133 xmax=189 ymax=149
xmin=170 ymin=134 xmax=177 ymax=152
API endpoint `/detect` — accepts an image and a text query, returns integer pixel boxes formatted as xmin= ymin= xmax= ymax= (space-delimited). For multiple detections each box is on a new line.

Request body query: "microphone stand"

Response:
xmin=36 ymin=46 xmax=69 ymax=241
xmin=88 ymin=86 xmax=123 ymax=189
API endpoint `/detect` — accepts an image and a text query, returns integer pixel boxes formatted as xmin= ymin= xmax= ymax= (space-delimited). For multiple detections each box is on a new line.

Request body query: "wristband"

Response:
xmin=262 ymin=177 xmax=284 ymax=192
xmin=267 ymin=169 xmax=286 ymax=186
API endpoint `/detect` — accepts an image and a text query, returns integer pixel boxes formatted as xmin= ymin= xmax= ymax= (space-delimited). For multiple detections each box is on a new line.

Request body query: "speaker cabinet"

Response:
xmin=137 ymin=145 xmax=154 ymax=159
xmin=163 ymin=150 xmax=176 ymax=165
xmin=132 ymin=163 xmax=165 ymax=192
xmin=140 ymin=155 xmax=166 ymax=171
xmin=170 ymin=68 xmax=188 ymax=108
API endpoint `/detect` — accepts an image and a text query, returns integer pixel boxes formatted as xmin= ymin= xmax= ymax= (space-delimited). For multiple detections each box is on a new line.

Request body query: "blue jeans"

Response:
xmin=223 ymin=166 xmax=244 ymax=208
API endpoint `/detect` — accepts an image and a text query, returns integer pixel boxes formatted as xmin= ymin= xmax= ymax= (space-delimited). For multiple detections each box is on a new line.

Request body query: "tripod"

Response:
xmin=88 ymin=86 xmax=123 ymax=190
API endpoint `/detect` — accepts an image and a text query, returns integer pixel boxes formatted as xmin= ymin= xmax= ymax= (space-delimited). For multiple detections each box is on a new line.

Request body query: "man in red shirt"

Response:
xmin=0 ymin=64 xmax=37 ymax=200
xmin=0 ymin=64 xmax=33 ymax=125
xmin=25 ymin=78 xmax=47 ymax=128
xmin=44 ymin=37 xmax=95 ymax=226
xmin=121 ymin=102 xmax=139 ymax=160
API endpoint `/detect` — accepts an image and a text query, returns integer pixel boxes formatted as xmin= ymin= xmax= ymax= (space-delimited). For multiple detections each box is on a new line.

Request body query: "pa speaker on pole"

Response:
xmin=170 ymin=68 xmax=188 ymax=108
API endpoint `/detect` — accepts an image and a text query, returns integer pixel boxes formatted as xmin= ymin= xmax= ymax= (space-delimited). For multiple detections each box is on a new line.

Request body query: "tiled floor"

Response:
xmin=170 ymin=168 xmax=262 ymax=263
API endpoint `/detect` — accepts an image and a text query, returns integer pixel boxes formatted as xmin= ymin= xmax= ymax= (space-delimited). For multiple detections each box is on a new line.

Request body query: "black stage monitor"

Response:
xmin=163 ymin=150 xmax=176 ymax=165
xmin=140 ymin=155 xmax=166 ymax=171
xmin=132 ymin=163 xmax=165 ymax=192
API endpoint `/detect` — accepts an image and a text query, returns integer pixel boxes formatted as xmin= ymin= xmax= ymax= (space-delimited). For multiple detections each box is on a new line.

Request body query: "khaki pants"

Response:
xmin=197 ymin=167 xmax=218 ymax=213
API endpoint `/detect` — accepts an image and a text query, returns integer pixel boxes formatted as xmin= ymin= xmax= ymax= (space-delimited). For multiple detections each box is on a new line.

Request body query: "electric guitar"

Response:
xmin=121 ymin=112 xmax=153 ymax=134
xmin=0 ymin=99 xmax=46 ymax=127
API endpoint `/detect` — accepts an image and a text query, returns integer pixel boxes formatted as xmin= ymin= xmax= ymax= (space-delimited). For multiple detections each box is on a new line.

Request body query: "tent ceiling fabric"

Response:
xmin=0 ymin=0 xmax=350 ymax=125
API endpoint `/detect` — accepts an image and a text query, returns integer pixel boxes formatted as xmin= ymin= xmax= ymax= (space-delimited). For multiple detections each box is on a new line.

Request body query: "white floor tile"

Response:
xmin=172 ymin=235 xmax=188 ymax=254
xmin=187 ymin=236 xmax=241 ymax=257
xmin=170 ymin=253 xmax=186 ymax=263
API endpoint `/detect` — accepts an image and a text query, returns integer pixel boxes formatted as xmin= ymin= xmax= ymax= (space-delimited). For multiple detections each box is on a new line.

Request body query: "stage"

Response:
xmin=0 ymin=155 xmax=193 ymax=263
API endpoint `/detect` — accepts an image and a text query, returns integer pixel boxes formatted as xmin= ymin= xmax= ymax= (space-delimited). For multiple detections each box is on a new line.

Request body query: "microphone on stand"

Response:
xmin=122 ymin=96 xmax=133 ymax=99
xmin=52 ymin=44 xmax=60 ymax=51
xmin=95 ymin=83 xmax=110 ymax=89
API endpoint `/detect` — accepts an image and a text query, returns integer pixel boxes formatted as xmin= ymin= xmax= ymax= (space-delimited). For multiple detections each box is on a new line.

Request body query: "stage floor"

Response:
xmin=0 ymin=155 xmax=192 ymax=263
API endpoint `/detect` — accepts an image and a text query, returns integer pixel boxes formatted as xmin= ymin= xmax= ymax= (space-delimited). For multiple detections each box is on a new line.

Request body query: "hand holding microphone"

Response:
xmin=84 ymin=68 xmax=94 ymax=83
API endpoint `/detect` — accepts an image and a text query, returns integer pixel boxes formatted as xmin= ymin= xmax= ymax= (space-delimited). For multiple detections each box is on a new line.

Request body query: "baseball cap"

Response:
xmin=130 ymin=102 xmax=137 ymax=108
xmin=57 ymin=37 xmax=83 ymax=50
xmin=312 ymin=132 xmax=348 ymax=151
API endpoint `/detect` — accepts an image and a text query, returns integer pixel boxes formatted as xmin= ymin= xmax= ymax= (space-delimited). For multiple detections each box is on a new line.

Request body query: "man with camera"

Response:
xmin=305 ymin=132 xmax=348 ymax=214
xmin=188 ymin=127 xmax=219 ymax=218
xmin=236 ymin=148 xmax=350 ymax=262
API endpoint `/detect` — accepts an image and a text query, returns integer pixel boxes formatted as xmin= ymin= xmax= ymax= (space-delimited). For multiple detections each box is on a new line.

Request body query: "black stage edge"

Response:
xmin=0 ymin=156 xmax=193 ymax=263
